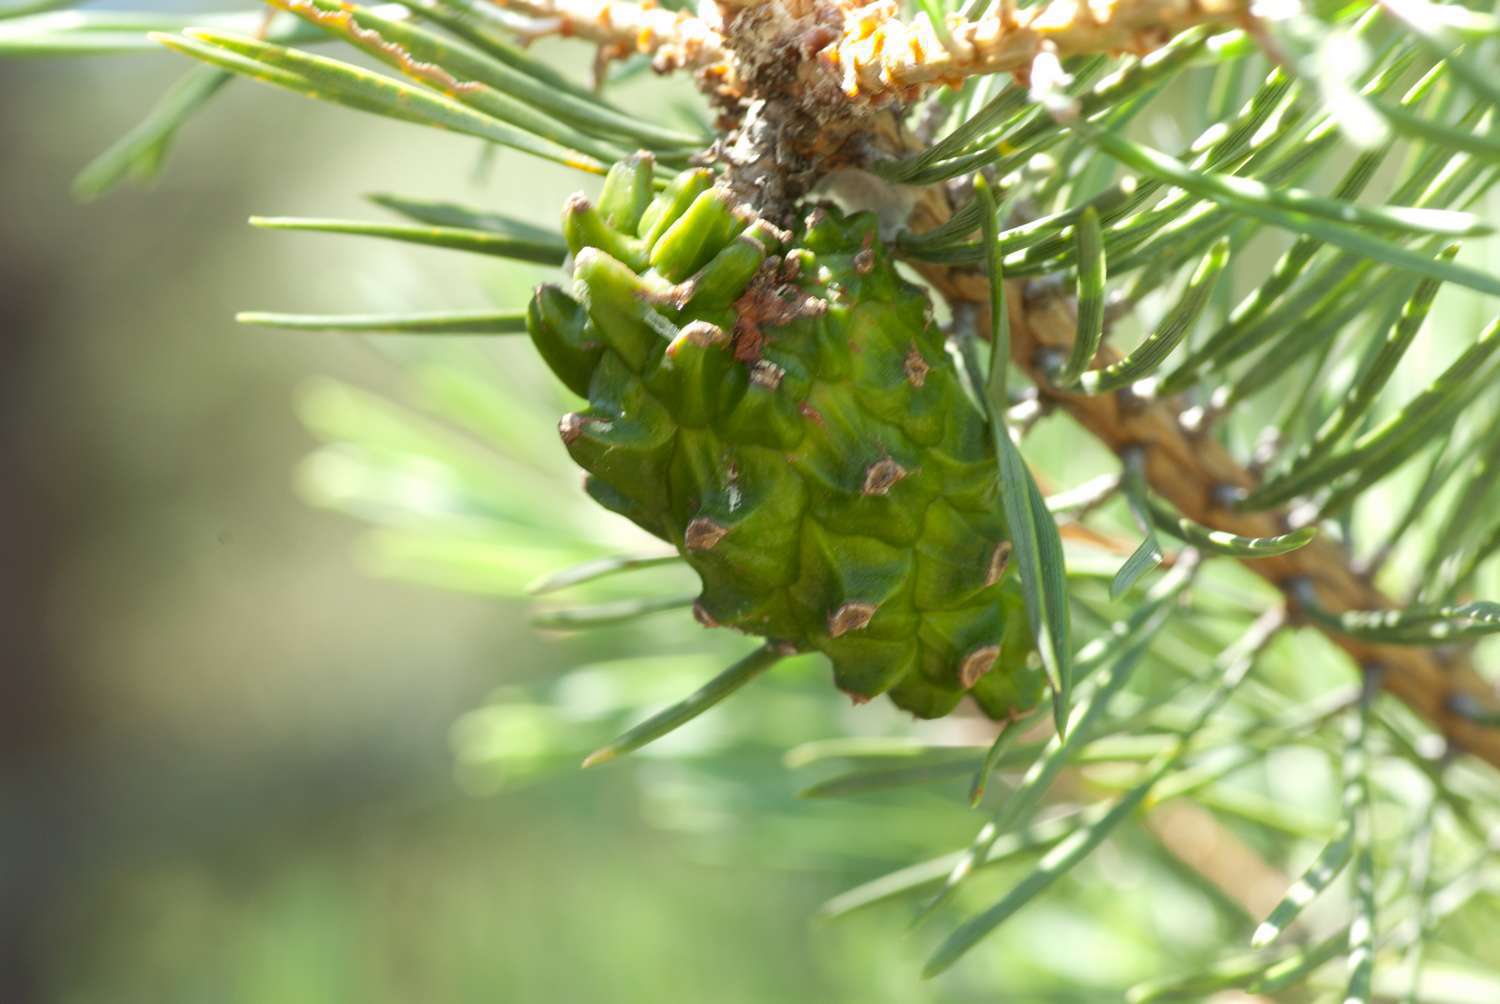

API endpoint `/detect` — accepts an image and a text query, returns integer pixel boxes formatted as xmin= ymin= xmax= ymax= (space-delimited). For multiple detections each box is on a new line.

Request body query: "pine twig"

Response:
xmin=488 ymin=0 xmax=727 ymax=73
xmin=485 ymin=0 xmax=1253 ymax=102
xmin=913 ymin=202 xmax=1500 ymax=773
xmin=828 ymin=0 xmax=1251 ymax=101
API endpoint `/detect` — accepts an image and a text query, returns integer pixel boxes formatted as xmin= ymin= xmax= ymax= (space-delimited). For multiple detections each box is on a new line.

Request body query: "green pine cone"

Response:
xmin=528 ymin=155 xmax=1042 ymax=720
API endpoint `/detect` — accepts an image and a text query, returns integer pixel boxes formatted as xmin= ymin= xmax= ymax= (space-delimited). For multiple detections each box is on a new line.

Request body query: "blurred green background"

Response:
xmin=0 ymin=52 xmax=816 ymax=1004
xmin=2 ymin=49 xmax=1066 ymax=1004
xmin=13 ymin=38 xmax=1499 ymax=1004
xmin=3 ymin=44 xmax=1240 ymax=1004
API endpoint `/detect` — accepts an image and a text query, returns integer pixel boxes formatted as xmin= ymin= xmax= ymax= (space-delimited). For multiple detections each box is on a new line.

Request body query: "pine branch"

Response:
xmin=488 ymin=0 xmax=729 ymax=72
xmin=86 ymin=0 xmax=1494 ymax=772
xmin=827 ymin=0 xmax=1251 ymax=100
xmin=486 ymin=0 xmax=1252 ymax=102
xmin=921 ymin=250 xmax=1500 ymax=772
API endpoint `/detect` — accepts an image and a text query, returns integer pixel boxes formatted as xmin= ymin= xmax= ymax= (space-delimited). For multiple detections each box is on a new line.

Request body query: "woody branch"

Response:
xmin=918 ymin=258 xmax=1500 ymax=773
xmin=488 ymin=0 xmax=1252 ymax=101
xmin=484 ymin=0 xmax=1500 ymax=768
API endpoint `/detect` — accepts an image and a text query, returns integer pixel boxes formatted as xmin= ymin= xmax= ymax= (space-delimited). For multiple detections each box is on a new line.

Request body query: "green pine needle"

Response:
xmin=526 ymin=553 xmax=682 ymax=595
xmin=237 ymin=308 xmax=529 ymax=335
xmin=581 ymin=644 xmax=787 ymax=768
xmin=248 ymin=215 xmax=567 ymax=265
xmin=1148 ymin=500 xmax=1316 ymax=558
xmin=529 ymin=593 xmax=695 ymax=630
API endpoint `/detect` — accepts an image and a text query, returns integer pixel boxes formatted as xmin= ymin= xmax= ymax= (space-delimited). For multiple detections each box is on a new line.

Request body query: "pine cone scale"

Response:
xmin=530 ymin=158 xmax=1040 ymax=718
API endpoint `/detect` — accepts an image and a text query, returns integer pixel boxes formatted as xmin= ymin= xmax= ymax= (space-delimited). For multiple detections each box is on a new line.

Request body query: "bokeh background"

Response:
xmin=8 ymin=29 xmax=1500 ymax=1004
xmin=0 ymin=46 xmax=1035 ymax=1004
xmin=0 ymin=42 xmax=1223 ymax=1004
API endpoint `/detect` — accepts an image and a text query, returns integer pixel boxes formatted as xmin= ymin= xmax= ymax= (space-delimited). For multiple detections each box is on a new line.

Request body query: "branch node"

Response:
xmin=1114 ymin=384 xmax=1150 ymax=417
xmin=1209 ymin=482 xmax=1245 ymax=511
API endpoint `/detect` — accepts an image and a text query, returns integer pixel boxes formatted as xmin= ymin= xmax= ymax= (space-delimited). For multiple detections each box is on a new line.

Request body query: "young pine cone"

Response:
xmin=529 ymin=156 xmax=1041 ymax=719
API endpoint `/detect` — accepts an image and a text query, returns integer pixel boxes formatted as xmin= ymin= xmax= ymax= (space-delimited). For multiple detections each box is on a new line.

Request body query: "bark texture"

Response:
xmin=919 ymin=260 xmax=1500 ymax=771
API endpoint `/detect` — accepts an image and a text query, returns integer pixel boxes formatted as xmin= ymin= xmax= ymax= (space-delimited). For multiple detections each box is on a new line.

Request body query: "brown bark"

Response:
xmin=1144 ymin=802 xmax=1289 ymax=921
xmin=485 ymin=0 xmax=1253 ymax=102
xmin=495 ymin=0 xmax=1500 ymax=769
xmin=918 ymin=260 xmax=1500 ymax=772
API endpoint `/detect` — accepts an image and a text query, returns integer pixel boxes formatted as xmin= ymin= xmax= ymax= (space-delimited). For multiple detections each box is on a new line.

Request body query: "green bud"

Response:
xmin=638 ymin=167 xmax=712 ymax=251
xmin=560 ymin=355 xmax=675 ymax=510
xmin=527 ymin=285 xmax=602 ymax=398
xmin=828 ymin=639 xmax=920 ymax=704
xmin=596 ymin=153 xmax=655 ymax=234
xmin=537 ymin=165 xmax=1041 ymax=721
xmin=563 ymin=195 xmax=648 ymax=272
xmin=681 ymin=221 xmax=782 ymax=309
xmin=572 ymin=247 xmax=671 ymax=372
xmin=649 ymin=188 xmax=747 ymax=283
xmin=647 ymin=320 xmax=734 ymax=428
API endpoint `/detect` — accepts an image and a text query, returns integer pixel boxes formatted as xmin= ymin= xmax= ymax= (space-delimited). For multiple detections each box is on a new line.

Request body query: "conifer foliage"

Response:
xmin=9 ymin=0 xmax=1500 ymax=994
